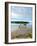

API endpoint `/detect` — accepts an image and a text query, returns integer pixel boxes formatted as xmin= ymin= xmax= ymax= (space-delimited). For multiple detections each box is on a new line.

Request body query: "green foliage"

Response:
xmin=11 ymin=21 xmax=29 ymax=25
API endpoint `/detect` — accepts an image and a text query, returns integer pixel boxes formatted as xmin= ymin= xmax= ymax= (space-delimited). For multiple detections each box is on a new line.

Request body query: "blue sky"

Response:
xmin=11 ymin=6 xmax=32 ymax=22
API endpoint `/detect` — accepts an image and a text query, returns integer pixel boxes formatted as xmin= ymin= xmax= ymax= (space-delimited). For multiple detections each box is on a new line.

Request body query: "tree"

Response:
xmin=11 ymin=21 xmax=29 ymax=29
xmin=23 ymin=22 xmax=29 ymax=28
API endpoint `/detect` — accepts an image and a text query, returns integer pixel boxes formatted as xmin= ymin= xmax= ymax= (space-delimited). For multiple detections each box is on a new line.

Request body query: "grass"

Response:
xmin=11 ymin=27 xmax=32 ymax=39
xmin=11 ymin=32 xmax=32 ymax=39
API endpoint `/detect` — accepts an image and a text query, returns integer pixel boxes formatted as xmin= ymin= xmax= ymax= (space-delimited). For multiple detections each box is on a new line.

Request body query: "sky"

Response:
xmin=11 ymin=6 xmax=32 ymax=22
